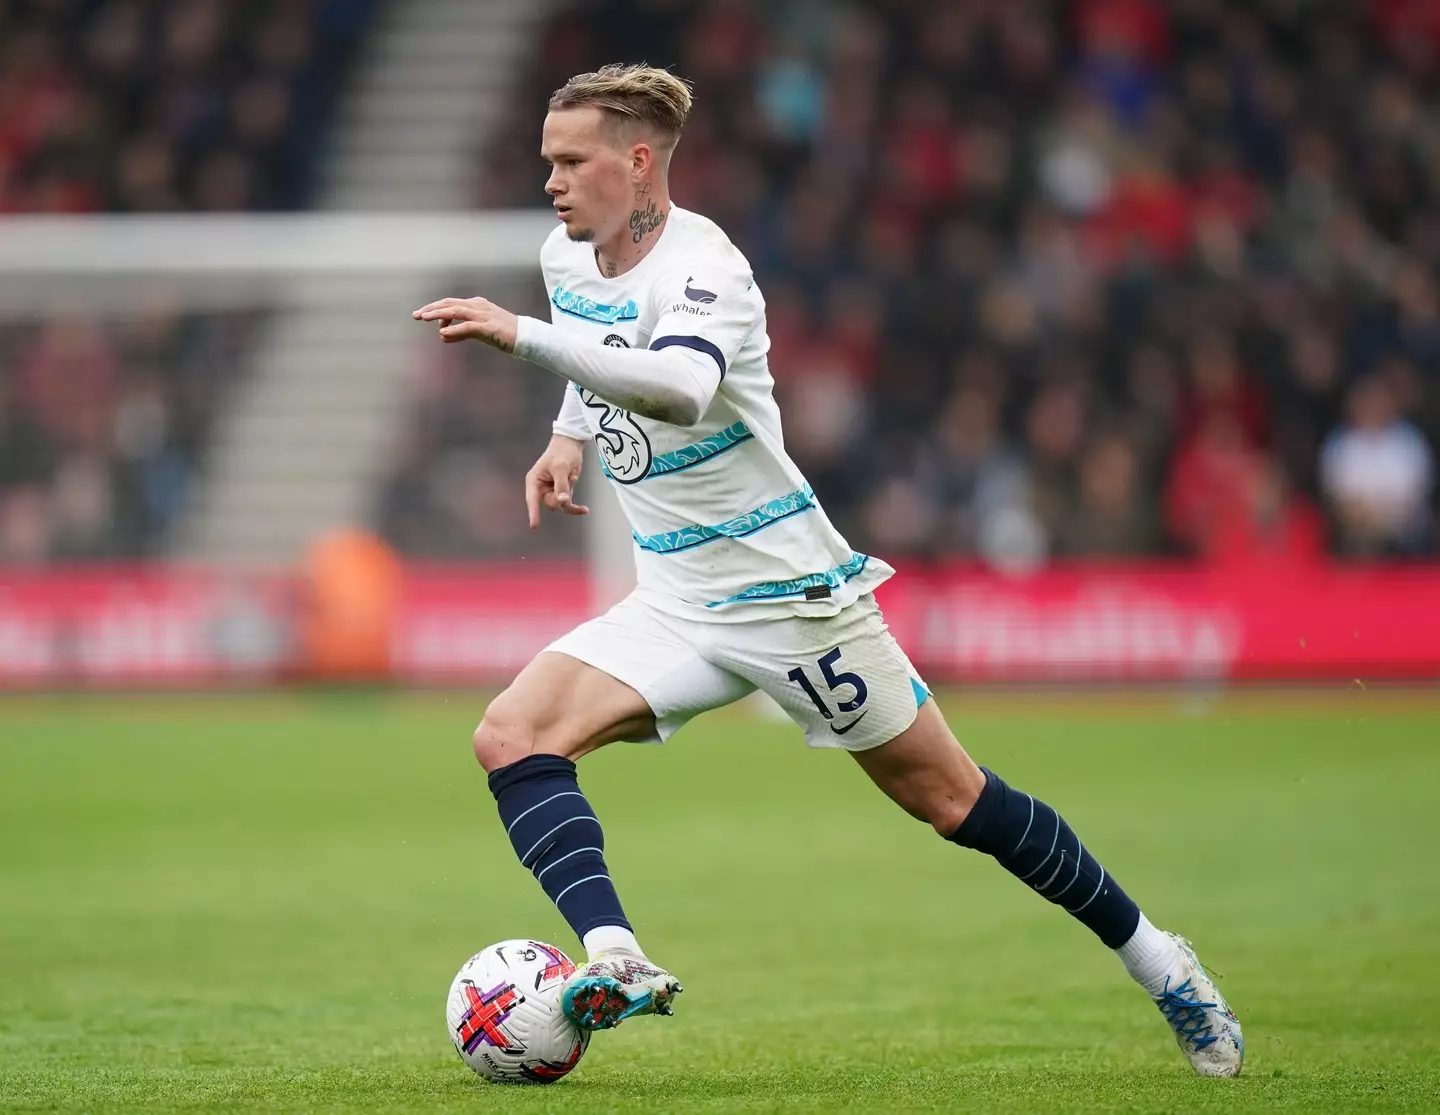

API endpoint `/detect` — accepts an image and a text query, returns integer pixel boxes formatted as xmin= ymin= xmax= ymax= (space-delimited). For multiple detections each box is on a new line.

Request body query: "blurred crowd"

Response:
xmin=379 ymin=274 xmax=587 ymax=560
xmin=0 ymin=0 xmax=374 ymax=562
xmin=0 ymin=0 xmax=375 ymax=212
xmin=0 ymin=308 xmax=263 ymax=560
xmin=456 ymin=0 xmax=1440 ymax=566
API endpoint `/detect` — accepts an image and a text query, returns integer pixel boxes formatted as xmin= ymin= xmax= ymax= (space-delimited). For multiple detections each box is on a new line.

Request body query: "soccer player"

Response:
xmin=413 ymin=64 xmax=1244 ymax=1077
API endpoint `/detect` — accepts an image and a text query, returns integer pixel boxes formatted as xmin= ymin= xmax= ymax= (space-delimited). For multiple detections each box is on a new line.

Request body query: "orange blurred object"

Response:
xmin=297 ymin=528 xmax=402 ymax=681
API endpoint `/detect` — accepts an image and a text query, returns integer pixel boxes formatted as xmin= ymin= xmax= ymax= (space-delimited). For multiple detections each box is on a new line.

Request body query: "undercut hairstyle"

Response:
xmin=549 ymin=63 xmax=693 ymax=153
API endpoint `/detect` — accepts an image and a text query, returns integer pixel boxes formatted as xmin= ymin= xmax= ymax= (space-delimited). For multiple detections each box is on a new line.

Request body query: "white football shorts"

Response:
xmin=542 ymin=591 xmax=929 ymax=751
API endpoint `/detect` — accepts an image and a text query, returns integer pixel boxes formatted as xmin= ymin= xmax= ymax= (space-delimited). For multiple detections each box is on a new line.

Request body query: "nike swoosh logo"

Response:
xmin=829 ymin=710 xmax=869 ymax=736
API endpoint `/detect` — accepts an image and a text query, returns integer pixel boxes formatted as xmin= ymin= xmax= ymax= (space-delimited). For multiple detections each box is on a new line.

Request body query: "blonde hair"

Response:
xmin=549 ymin=63 xmax=693 ymax=151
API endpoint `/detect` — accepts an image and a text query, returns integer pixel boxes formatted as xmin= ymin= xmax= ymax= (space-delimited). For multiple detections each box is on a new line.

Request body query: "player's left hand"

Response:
xmin=412 ymin=297 xmax=518 ymax=353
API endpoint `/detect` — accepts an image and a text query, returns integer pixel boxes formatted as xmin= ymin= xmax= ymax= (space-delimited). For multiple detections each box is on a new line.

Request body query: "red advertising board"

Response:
xmin=0 ymin=562 xmax=1435 ymax=687
xmin=0 ymin=566 xmax=293 ymax=687
xmin=875 ymin=563 xmax=1440 ymax=682
xmin=390 ymin=563 xmax=591 ymax=682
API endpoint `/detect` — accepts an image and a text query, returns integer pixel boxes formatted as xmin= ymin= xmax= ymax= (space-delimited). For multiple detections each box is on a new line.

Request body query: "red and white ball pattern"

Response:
xmin=445 ymin=939 xmax=589 ymax=1084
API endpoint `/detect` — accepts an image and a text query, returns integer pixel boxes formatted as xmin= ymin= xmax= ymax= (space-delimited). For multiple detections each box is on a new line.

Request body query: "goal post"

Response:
xmin=0 ymin=211 xmax=635 ymax=609
xmin=0 ymin=212 xmax=556 ymax=275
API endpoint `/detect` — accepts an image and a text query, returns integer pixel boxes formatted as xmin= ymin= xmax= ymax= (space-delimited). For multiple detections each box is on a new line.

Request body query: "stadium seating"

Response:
xmin=0 ymin=0 xmax=376 ymax=213
xmin=0 ymin=0 xmax=376 ymax=562
xmin=433 ymin=0 xmax=1439 ymax=564
xmin=0 ymin=308 xmax=263 ymax=560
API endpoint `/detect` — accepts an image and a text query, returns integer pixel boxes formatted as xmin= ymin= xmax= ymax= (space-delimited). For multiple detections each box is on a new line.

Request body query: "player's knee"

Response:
xmin=472 ymin=694 xmax=537 ymax=773
xmin=922 ymin=771 xmax=986 ymax=837
xmin=926 ymin=798 xmax=974 ymax=838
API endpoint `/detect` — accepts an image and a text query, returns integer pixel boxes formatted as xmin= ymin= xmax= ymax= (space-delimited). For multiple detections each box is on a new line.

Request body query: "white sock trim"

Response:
xmin=582 ymin=925 xmax=643 ymax=961
xmin=1114 ymin=913 xmax=1180 ymax=998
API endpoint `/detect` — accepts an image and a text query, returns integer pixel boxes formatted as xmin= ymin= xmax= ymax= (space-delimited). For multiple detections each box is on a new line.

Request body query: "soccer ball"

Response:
xmin=445 ymin=939 xmax=590 ymax=1084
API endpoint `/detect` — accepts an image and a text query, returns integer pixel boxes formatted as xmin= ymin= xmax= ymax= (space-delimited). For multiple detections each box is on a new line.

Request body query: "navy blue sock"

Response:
xmin=947 ymin=768 xmax=1140 ymax=948
xmin=488 ymin=754 xmax=630 ymax=939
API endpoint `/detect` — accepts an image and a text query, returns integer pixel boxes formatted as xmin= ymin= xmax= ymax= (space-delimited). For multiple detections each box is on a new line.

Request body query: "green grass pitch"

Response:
xmin=2 ymin=689 xmax=1438 ymax=1113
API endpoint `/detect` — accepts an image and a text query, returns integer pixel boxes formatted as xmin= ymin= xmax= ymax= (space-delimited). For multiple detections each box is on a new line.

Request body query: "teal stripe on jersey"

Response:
xmin=649 ymin=421 xmax=753 ymax=476
xmin=632 ymin=484 xmax=817 ymax=555
xmin=551 ymin=286 xmax=639 ymax=324
xmin=705 ymin=552 xmax=870 ymax=608
xmin=598 ymin=421 xmax=754 ymax=481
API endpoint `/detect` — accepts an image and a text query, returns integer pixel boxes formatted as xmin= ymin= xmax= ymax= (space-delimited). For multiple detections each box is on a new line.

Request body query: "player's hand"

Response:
xmin=412 ymin=296 xmax=518 ymax=353
xmin=525 ymin=434 xmax=589 ymax=529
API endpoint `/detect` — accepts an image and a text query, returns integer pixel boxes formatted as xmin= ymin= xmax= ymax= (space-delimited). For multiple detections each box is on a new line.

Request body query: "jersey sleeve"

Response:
xmin=514 ymin=316 xmax=719 ymax=427
xmin=553 ymin=383 xmax=589 ymax=440
xmin=646 ymin=259 xmax=756 ymax=382
xmin=538 ymin=225 xmax=567 ymax=325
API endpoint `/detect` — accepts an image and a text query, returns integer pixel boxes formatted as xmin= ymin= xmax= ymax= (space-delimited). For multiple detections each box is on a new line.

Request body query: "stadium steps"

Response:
xmin=181 ymin=274 xmax=419 ymax=560
xmin=326 ymin=0 xmax=542 ymax=212
xmin=179 ymin=0 xmax=554 ymax=563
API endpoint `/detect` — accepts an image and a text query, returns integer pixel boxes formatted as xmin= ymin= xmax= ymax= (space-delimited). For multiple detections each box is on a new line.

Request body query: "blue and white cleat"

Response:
xmin=559 ymin=951 xmax=682 ymax=1031
xmin=1154 ymin=933 xmax=1244 ymax=1077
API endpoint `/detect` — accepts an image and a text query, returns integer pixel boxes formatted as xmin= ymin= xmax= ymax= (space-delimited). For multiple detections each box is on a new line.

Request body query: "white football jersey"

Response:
xmin=539 ymin=205 xmax=893 ymax=620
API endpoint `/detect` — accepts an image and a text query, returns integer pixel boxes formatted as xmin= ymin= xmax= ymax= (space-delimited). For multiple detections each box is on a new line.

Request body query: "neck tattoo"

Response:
xmin=629 ymin=199 xmax=665 ymax=244
xmin=595 ymin=184 xmax=666 ymax=274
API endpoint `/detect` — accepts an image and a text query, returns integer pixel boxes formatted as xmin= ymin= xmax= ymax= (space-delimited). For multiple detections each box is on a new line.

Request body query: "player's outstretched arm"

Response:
xmin=413 ymin=296 xmax=518 ymax=351
xmin=412 ymin=296 xmax=719 ymax=427
xmin=525 ymin=434 xmax=589 ymax=530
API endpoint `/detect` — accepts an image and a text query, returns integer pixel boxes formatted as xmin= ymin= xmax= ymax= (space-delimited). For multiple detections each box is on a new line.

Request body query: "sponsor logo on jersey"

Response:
xmin=551 ymin=286 xmax=640 ymax=324
xmin=829 ymin=709 xmax=869 ymax=736
xmin=683 ymin=277 xmax=718 ymax=303
xmin=578 ymin=387 xmax=652 ymax=484
xmin=667 ymin=302 xmax=713 ymax=317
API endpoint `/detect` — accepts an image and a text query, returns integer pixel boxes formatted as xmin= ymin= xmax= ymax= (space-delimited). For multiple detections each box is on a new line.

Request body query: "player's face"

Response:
xmin=541 ymin=107 xmax=636 ymax=246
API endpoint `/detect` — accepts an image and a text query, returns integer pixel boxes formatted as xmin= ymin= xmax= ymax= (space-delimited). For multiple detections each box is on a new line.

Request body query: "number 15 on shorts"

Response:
xmin=787 ymin=648 xmax=869 ymax=729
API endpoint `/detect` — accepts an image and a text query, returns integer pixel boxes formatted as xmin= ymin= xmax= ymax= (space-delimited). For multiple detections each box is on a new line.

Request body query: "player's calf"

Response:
xmin=485 ymin=749 xmax=683 ymax=1032
xmin=475 ymin=655 xmax=681 ymax=1030
xmin=945 ymin=767 xmax=1243 ymax=1076
xmin=946 ymin=767 xmax=1142 ymax=948
xmin=475 ymin=656 xmax=650 ymax=941
xmin=488 ymin=753 xmax=632 ymax=941
xmin=856 ymin=712 xmax=1241 ymax=1076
